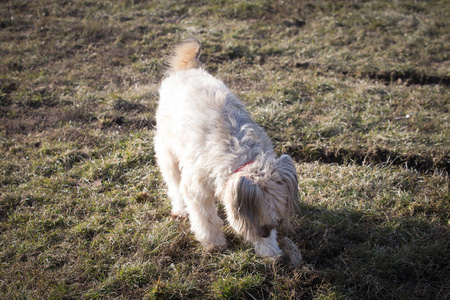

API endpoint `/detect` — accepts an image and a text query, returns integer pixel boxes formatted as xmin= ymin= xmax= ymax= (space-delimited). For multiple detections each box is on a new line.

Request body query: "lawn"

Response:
xmin=1 ymin=0 xmax=449 ymax=299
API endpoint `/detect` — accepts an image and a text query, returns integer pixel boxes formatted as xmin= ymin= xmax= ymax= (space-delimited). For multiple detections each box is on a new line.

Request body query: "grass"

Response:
xmin=1 ymin=0 xmax=449 ymax=299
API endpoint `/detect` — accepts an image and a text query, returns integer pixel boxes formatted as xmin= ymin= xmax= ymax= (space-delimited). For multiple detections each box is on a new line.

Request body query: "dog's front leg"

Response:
xmin=253 ymin=230 xmax=283 ymax=257
xmin=180 ymin=178 xmax=227 ymax=251
xmin=185 ymin=198 xmax=227 ymax=251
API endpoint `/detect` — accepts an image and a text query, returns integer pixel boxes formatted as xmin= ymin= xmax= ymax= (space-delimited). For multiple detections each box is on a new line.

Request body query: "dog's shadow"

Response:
xmin=269 ymin=201 xmax=448 ymax=296
xmin=278 ymin=202 xmax=371 ymax=268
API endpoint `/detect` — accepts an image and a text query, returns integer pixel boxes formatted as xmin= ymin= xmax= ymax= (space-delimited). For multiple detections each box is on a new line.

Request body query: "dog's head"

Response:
xmin=225 ymin=155 xmax=298 ymax=242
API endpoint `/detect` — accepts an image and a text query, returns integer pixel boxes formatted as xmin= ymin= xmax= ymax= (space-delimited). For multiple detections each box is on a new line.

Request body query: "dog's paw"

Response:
xmin=204 ymin=244 xmax=227 ymax=254
xmin=255 ymin=246 xmax=283 ymax=257
xmin=254 ymin=241 xmax=283 ymax=257
xmin=277 ymin=237 xmax=302 ymax=268
xmin=171 ymin=211 xmax=188 ymax=219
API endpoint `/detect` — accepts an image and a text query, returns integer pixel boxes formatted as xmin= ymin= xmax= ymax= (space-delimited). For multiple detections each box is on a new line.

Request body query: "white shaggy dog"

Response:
xmin=154 ymin=38 xmax=298 ymax=257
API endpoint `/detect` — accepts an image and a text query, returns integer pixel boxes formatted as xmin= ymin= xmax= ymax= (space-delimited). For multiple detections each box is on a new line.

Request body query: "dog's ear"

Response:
xmin=276 ymin=155 xmax=299 ymax=214
xmin=234 ymin=176 xmax=263 ymax=238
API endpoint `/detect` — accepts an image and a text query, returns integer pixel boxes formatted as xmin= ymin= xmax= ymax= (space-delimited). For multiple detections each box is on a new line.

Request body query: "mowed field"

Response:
xmin=1 ymin=0 xmax=449 ymax=299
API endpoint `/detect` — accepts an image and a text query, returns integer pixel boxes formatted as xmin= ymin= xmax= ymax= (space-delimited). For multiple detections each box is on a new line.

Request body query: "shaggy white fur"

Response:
xmin=154 ymin=38 xmax=298 ymax=257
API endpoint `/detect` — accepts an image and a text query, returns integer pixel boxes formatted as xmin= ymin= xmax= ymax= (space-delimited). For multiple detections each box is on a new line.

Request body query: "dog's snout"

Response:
xmin=260 ymin=225 xmax=273 ymax=238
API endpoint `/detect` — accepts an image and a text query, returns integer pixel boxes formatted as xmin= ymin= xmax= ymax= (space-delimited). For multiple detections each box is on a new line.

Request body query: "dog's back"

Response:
xmin=157 ymin=38 xmax=272 ymax=175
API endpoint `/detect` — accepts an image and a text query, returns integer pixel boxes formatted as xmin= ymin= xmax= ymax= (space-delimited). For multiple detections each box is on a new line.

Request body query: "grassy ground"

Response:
xmin=1 ymin=0 xmax=449 ymax=299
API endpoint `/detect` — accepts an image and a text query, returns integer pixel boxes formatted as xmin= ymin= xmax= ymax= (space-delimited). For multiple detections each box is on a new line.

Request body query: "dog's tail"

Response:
xmin=168 ymin=38 xmax=202 ymax=72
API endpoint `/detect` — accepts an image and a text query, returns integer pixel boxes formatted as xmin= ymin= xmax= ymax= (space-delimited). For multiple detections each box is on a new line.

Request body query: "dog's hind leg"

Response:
xmin=154 ymin=145 xmax=187 ymax=218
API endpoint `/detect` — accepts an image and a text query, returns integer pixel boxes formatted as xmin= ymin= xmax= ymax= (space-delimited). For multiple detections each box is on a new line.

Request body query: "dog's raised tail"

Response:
xmin=168 ymin=38 xmax=202 ymax=72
